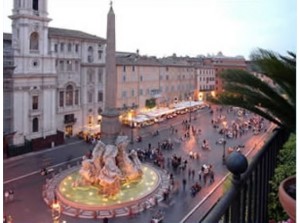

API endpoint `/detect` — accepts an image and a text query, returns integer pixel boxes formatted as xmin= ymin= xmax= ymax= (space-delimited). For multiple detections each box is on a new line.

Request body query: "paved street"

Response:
xmin=3 ymin=106 xmax=274 ymax=223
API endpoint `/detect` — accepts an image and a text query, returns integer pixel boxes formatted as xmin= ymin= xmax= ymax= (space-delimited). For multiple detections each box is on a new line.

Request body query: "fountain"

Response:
xmin=43 ymin=136 xmax=170 ymax=219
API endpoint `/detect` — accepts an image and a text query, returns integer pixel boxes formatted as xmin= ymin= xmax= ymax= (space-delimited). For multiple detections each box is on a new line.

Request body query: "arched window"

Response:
xmin=66 ymin=85 xmax=74 ymax=106
xmin=30 ymin=32 xmax=39 ymax=50
xmin=33 ymin=0 xmax=39 ymax=11
xmin=87 ymin=46 xmax=94 ymax=63
xmin=33 ymin=117 xmax=39 ymax=132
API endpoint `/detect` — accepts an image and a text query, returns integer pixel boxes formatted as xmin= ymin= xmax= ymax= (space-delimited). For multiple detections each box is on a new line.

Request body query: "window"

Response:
xmin=54 ymin=44 xmax=58 ymax=52
xmin=123 ymin=75 xmax=126 ymax=82
xmin=30 ymin=32 xmax=39 ymax=50
xmin=131 ymin=89 xmax=135 ymax=97
xmin=75 ymin=44 xmax=79 ymax=53
xmin=32 ymin=0 xmax=38 ymax=11
xmin=87 ymin=46 xmax=94 ymax=63
xmin=166 ymin=67 xmax=169 ymax=72
xmin=75 ymin=90 xmax=79 ymax=105
xmin=59 ymin=91 xmax=64 ymax=107
xmin=166 ymin=75 xmax=169 ymax=80
xmin=32 ymin=96 xmax=38 ymax=110
xmin=123 ymin=66 xmax=126 ymax=72
xmin=98 ymin=91 xmax=103 ymax=102
xmin=132 ymin=66 xmax=135 ymax=72
xmin=66 ymin=85 xmax=73 ymax=106
xmin=98 ymin=50 xmax=103 ymax=60
xmin=139 ymin=89 xmax=143 ymax=95
xmin=140 ymin=75 xmax=143 ymax=82
xmin=32 ymin=117 xmax=39 ymax=132
xmin=59 ymin=60 xmax=64 ymax=71
xmin=60 ymin=43 xmax=64 ymax=52
xmin=67 ymin=60 xmax=72 ymax=71
xmin=68 ymin=43 xmax=72 ymax=52
xmin=32 ymin=60 xmax=39 ymax=67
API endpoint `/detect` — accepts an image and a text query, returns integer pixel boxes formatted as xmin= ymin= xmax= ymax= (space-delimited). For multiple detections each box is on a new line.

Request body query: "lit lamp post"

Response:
xmin=222 ymin=121 xmax=227 ymax=164
xmin=52 ymin=194 xmax=61 ymax=223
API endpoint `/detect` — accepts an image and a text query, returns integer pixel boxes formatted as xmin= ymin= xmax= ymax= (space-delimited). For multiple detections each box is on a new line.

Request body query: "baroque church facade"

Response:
xmin=4 ymin=0 xmax=107 ymax=149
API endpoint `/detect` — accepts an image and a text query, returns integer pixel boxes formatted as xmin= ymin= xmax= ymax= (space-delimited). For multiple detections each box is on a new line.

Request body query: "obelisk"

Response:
xmin=101 ymin=1 xmax=121 ymax=143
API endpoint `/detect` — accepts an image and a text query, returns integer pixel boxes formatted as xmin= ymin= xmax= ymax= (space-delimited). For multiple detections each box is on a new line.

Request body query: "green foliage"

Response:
xmin=268 ymin=134 xmax=296 ymax=221
xmin=208 ymin=49 xmax=296 ymax=133
xmin=145 ymin=98 xmax=156 ymax=109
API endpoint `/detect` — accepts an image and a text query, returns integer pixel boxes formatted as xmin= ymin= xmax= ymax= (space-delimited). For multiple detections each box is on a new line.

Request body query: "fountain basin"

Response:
xmin=43 ymin=164 xmax=170 ymax=219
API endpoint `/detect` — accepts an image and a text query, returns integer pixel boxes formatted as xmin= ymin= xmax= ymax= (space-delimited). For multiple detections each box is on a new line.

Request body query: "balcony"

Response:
xmin=199 ymin=128 xmax=290 ymax=223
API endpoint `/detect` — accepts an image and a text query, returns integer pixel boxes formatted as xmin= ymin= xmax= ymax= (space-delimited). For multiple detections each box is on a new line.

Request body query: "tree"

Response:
xmin=208 ymin=49 xmax=296 ymax=133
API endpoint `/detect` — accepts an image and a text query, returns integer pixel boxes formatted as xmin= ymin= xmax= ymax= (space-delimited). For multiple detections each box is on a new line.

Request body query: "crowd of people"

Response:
xmin=131 ymin=105 xmax=269 ymax=203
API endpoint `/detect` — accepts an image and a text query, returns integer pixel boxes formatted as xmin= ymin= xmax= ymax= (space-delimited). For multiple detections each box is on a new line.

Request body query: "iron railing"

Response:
xmin=200 ymin=128 xmax=290 ymax=223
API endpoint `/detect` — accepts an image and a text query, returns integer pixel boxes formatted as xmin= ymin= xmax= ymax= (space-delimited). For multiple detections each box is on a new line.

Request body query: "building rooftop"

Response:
xmin=3 ymin=27 xmax=106 ymax=43
xmin=48 ymin=27 xmax=106 ymax=42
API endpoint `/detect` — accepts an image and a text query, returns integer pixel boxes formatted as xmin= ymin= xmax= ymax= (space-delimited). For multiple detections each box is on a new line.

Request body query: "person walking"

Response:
xmin=182 ymin=178 xmax=187 ymax=191
xmin=191 ymin=169 xmax=195 ymax=180
xmin=4 ymin=190 xmax=9 ymax=203
xmin=198 ymin=170 xmax=202 ymax=182
xmin=8 ymin=189 xmax=14 ymax=202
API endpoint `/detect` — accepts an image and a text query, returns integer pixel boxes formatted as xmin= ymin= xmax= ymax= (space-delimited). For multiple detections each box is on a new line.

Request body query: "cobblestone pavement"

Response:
xmin=3 ymin=106 xmax=274 ymax=223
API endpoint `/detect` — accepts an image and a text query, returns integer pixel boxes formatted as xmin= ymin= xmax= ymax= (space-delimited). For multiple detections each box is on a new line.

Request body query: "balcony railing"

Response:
xmin=200 ymin=128 xmax=290 ymax=223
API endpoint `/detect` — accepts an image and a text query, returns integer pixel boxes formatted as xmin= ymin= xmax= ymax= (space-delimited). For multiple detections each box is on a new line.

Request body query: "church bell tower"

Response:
xmin=9 ymin=0 xmax=58 ymax=145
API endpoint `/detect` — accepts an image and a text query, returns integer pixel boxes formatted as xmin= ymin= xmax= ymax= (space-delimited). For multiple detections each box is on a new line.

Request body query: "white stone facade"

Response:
xmin=9 ymin=0 xmax=106 ymax=145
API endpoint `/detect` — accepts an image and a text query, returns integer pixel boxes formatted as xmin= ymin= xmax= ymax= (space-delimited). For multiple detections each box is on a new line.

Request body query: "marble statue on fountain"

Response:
xmin=79 ymin=135 xmax=143 ymax=196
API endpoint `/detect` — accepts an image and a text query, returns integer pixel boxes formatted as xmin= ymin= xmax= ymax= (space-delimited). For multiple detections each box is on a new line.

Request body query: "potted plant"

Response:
xmin=278 ymin=175 xmax=296 ymax=222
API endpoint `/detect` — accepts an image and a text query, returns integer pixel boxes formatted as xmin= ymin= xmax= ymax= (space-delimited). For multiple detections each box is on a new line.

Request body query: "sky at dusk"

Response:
xmin=2 ymin=0 xmax=297 ymax=59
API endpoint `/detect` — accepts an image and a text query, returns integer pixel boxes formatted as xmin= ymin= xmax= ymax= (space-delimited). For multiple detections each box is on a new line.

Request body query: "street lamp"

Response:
xmin=222 ymin=121 xmax=227 ymax=164
xmin=52 ymin=194 xmax=61 ymax=223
